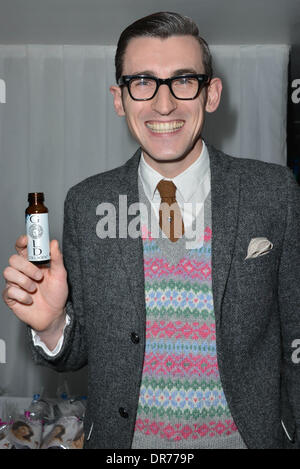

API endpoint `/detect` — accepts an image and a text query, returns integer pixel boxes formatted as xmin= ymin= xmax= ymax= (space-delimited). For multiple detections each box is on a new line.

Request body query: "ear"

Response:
xmin=205 ymin=77 xmax=222 ymax=113
xmin=109 ymin=85 xmax=125 ymax=116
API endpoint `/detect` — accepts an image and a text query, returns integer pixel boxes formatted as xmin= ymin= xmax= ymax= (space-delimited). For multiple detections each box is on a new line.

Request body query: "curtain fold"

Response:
xmin=0 ymin=44 xmax=289 ymax=396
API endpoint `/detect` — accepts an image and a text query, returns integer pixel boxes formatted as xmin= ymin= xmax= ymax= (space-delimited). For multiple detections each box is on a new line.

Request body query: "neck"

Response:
xmin=142 ymin=140 xmax=203 ymax=178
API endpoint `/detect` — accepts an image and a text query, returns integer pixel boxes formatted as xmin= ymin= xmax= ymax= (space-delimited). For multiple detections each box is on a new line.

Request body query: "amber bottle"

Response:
xmin=25 ymin=192 xmax=50 ymax=264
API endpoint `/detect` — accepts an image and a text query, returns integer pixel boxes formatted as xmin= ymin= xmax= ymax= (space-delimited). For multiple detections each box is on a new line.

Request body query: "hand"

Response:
xmin=2 ymin=235 xmax=68 ymax=333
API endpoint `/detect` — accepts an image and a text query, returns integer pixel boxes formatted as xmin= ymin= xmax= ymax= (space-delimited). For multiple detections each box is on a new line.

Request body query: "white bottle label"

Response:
xmin=26 ymin=213 xmax=50 ymax=262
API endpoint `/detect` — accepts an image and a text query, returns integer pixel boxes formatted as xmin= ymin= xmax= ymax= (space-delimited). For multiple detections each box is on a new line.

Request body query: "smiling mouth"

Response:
xmin=145 ymin=121 xmax=184 ymax=133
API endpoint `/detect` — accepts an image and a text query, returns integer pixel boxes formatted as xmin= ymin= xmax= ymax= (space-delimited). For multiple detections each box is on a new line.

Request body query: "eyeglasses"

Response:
xmin=118 ymin=74 xmax=209 ymax=101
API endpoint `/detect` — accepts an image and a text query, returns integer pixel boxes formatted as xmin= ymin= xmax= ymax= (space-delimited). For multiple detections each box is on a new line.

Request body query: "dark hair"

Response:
xmin=115 ymin=11 xmax=213 ymax=84
xmin=12 ymin=421 xmax=34 ymax=441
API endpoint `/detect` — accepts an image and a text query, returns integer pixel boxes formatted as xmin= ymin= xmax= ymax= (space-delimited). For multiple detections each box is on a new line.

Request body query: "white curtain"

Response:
xmin=0 ymin=44 xmax=289 ymax=397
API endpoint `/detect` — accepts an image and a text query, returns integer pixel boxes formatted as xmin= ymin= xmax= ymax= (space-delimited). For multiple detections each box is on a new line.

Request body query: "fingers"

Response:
xmin=2 ymin=261 xmax=38 ymax=306
xmin=3 ymin=238 xmax=65 ymax=311
xmin=8 ymin=254 xmax=44 ymax=281
xmin=49 ymin=240 xmax=65 ymax=273
xmin=15 ymin=234 xmax=28 ymax=257
xmin=3 ymin=284 xmax=33 ymax=305
xmin=3 ymin=266 xmax=37 ymax=293
xmin=2 ymin=236 xmax=43 ymax=309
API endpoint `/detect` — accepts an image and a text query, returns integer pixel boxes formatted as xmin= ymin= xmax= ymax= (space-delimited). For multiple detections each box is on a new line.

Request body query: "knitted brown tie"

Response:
xmin=157 ymin=180 xmax=184 ymax=242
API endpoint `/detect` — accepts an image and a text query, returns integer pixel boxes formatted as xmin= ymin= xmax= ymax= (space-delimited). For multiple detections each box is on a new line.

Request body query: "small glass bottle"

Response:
xmin=25 ymin=192 xmax=50 ymax=264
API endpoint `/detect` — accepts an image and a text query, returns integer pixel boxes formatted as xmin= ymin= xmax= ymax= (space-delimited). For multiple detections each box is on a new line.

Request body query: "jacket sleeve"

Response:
xmin=278 ymin=168 xmax=300 ymax=444
xmin=27 ymin=187 xmax=88 ymax=372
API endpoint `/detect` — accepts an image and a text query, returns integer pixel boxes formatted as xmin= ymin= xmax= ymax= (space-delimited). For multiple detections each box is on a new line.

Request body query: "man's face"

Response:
xmin=111 ymin=35 xmax=222 ymax=172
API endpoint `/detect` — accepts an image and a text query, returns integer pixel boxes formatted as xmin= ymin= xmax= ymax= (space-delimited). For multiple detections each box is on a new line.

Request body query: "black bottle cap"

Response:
xmin=28 ymin=192 xmax=44 ymax=203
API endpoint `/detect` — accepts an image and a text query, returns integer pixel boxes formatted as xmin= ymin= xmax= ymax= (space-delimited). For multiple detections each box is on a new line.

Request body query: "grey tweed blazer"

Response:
xmin=29 ymin=143 xmax=300 ymax=449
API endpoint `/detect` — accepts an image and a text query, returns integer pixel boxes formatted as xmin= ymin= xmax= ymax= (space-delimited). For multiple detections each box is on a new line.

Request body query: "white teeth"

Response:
xmin=146 ymin=121 xmax=184 ymax=133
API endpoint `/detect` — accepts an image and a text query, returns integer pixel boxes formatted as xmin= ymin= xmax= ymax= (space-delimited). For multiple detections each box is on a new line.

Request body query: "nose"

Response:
xmin=151 ymin=83 xmax=177 ymax=115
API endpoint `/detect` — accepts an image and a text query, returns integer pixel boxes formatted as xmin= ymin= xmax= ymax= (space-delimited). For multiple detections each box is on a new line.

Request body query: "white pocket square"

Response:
xmin=245 ymin=237 xmax=273 ymax=260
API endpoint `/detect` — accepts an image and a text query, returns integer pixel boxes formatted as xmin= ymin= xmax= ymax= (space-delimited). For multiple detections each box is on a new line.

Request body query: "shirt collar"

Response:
xmin=138 ymin=140 xmax=210 ymax=202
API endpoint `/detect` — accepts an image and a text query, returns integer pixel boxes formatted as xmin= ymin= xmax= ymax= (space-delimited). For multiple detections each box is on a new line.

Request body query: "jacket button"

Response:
xmin=119 ymin=407 xmax=129 ymax=419
xmin=131 ymin=332 xmax=140 ymax=344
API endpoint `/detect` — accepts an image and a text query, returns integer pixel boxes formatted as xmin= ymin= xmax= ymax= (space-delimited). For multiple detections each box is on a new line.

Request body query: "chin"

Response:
xmin=146 ymin=153 xmax=181 ymax=163
xmin=142 ymin=147 xmax=192 ymax=163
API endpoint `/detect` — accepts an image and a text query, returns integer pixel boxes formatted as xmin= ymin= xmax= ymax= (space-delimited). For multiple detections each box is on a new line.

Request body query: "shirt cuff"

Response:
xmin=31 ymin=314 xmax=71 ymax=357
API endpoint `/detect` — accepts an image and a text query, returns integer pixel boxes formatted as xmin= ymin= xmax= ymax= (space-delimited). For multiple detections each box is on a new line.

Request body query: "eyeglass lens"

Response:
xmin=129 ymin=77 xmax=200 ymax=100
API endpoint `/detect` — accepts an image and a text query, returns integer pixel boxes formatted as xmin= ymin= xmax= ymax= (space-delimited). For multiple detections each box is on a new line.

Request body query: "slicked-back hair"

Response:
xmin=115 ymin=11 xmax=213 ymax=84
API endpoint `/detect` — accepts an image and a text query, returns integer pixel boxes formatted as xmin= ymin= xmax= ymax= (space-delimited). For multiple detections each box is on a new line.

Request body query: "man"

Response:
xmin=2 ymin=12 xmax=300 ymax=449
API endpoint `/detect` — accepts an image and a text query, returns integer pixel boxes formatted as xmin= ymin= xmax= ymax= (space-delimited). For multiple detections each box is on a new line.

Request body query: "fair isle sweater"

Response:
xmin=131 ymin=181 xmax=247 ymax=449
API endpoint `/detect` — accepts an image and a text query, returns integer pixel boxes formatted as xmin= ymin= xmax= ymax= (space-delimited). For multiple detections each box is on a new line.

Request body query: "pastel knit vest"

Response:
xmin=131 ymin=178 xmax=247 ymax=449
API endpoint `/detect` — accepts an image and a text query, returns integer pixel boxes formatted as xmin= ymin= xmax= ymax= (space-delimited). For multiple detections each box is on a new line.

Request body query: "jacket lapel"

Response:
xmin=113 ymin=149 xmax=146 ymax=323
xmin=207 ymin=144 xmax=241 ymax=328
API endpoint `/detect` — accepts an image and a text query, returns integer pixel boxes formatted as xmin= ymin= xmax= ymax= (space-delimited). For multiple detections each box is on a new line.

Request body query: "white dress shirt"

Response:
xmin=33 ymin=140 xmax=211 ymax=356
xmin=138 ymin=139 xmax=211 ymax=247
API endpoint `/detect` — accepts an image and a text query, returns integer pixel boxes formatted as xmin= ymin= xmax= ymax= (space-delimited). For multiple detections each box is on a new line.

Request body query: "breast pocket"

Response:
xmin=232 ymin=247 xmax=279 ymax=306
xmin=236 ymin=247 xmax=278 ymax=275
xmin=242 ymin=249 xmax=276 ymax=269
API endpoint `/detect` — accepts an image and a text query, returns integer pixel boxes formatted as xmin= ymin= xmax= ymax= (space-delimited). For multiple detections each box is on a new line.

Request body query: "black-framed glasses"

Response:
xmin=118 ymin=74 xmax=209 ymax=101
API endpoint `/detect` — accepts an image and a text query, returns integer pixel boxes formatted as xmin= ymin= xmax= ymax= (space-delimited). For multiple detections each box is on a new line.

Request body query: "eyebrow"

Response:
xmin=129 ymin=68 xmax=200 ymax=77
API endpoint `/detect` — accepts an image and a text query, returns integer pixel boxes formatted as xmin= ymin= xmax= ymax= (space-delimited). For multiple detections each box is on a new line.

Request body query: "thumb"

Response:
xmin=49 ymin=239 xmax=64 ymax=272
